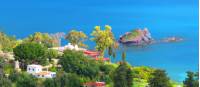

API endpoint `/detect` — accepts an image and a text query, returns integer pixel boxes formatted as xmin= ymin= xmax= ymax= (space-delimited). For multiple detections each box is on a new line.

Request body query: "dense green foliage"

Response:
xmin=24 ymin=32 xmax=62 ymax=48
xmin=0 ymin=30 xmax=186 ymax=87
xmin=55 ymin=72 xmax=81 ymax=87
xmin=132 ymin=66 xmax=155 ymax=80
xmin=13 ymin=42 xmax=48 ymax=69
xmin=99 ymin=64 xmax=115 ymax=84
xmin=46 ymin=49 xmax=59 ymax=62
xmin=15 ymin=72 xmax=36 ymax=87
xmin=0 ymin=76 xmax=12 ymax=87
xmin=127 ymin=68 xmax=134 ymax=87
xmin=113 ymin=63 xmax=133 ymax=87
xmin=65 ymin=30 xmax=88 ymax=47
xmin=44 ymin=78 xmax=56 ymax=87
xmin=149 ymin=69 xmax=172 ymax=87
xmin=59 ymin=49 xmax=100 ymax=79
xmin=43 ymin=72 xmax=82 ymax=87
xmin=0 ymin=58 xmax=14 ymax=75
xmin=183 ymin=71 xmax=199 ymax=87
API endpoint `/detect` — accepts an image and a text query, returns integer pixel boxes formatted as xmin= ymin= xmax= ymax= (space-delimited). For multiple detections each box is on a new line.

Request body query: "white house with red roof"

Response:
xmin=27 ymin=64 xmax=56 ymax=78
xmin=84 ymin=50 xmax=109 ymax=61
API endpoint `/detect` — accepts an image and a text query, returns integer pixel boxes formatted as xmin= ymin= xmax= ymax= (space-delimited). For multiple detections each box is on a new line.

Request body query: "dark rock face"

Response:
xmin=119 ymin=28 xmax=153 ymax=45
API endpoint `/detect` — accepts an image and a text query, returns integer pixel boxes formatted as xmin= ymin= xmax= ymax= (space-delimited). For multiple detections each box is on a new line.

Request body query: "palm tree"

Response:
xmin=33 ymin=32 xmax=43 ymax=43
xmin=121 ymin=44 xmax=127 ymax=63
xmin=108 ymin=46 xmax=113 ymax=62
xmin=122 ymin=51 xmax=126 ymax=63
xmin=112 ymin=52 xmax=116 ymax=63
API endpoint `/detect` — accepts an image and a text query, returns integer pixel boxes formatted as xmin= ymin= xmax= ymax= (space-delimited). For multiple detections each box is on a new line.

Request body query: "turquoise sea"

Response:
xmin=0 ymin=0 xmax=198 ymax=82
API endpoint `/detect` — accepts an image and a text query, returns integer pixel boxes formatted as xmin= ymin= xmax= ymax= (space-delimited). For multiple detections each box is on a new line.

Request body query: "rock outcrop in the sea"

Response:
xmin=162 ymin=37 xmax=183 ymax=42
xmin=119 ymin=28 xmax=153 ymax=45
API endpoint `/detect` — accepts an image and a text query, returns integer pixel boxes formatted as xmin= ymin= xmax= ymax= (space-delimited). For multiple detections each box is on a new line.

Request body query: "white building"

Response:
xmin=27 ymin=64 xmax=56 ymax=78
xmin=34 ymin=71 xmax=56 ymax=78
xmin=50 ymin=43 xmax=86 ymax=52
xmin=27 ymin=64 xmax=42 ymax=74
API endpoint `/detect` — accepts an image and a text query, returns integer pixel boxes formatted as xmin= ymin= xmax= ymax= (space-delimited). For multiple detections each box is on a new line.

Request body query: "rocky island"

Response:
xmin=119 ymin=28 xmax=184 ymax=46
xmin=162 ymin=36 xmax=183 ymax=42
xmin=119 ymin=28 xmax=153 ymax=45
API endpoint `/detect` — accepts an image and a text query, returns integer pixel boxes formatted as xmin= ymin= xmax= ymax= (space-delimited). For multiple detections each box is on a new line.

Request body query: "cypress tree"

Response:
xmin=149 ymin=69 xmax=172 ymax=87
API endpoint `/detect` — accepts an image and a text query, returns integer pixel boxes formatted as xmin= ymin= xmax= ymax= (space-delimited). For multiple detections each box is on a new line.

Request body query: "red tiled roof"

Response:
xmin=35 ymin=71 xmax=50 ymax=75
xmin=84 ymin=50 xmax=109 ymax=61
xmin=84 ymin=50 xmax=99 ymax=55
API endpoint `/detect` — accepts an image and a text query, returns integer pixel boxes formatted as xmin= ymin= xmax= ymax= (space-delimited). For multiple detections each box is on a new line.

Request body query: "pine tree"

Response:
xmin=149 ymin=69 xmax=172 ymax=87
xmin=122 ymin=51 xmax=126 ymax=62
xmin=183 ymin=71 xmax=199 ymax=87
xmin=126 ymin=68 xmax=133 ymax=87
xmin=113 ymin=63 xmax=133 ymax=87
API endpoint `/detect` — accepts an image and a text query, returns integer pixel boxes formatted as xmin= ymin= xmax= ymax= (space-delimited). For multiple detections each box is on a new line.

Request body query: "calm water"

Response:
xmin=0 ymin=0 xmax=198 ymax=82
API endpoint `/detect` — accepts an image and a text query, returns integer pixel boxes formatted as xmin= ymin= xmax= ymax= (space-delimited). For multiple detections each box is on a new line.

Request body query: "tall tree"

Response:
xmin=0 ymin=32 xmax=17 ymax=52
xmin=59 ymin=49 xmax=100 ymax=79
xmin=13 ymin=42 xmax=48 ymax=70
xmin=113 ymin=63 xmax=133 ymax=87
xmin=65 ymin=30 xmax=88 ymax=47
xmin=183 ymin=71 xmax=199 ymax=87
xmin=112 ymin=42 xmax=119 ymax=62
xmin=32 ymin=32 xmax=43 ymax=43
xmin=46 ymin=49 xmax=59 ymax=62
xmin=91 ymin=25 xmax=115 ymax=58
xmin=44 ymin=78 xmax=56 ymax=87
xmin=122 ymin=51 xmax=126 ymax=62
xmin=126 ymin=68 xmax=133 ymax=87
xmin=112 ymin=52 xmax=116 ymax=62
xmin=24 ymin=32 xmax=58 ymax=48
xmin=50 ymin=32 xmax=65 ymax=47
xmin=108 ymin=46 xmax=113 ymax=62
xmin=148 ymin=69 xmax=172 ymax=87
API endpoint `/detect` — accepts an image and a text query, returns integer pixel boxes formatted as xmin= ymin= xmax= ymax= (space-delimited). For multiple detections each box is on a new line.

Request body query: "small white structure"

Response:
xmin=14 ymin=60 xmax=21 ymax=72
xmin=27 ymin=64 xmax=42 ymax=74
xmin=64 ymin=43 xmax=75 ymax=50
xmin=50 ymin=43 xmax=86 ymax=52
xmin=27 ymin=64 xmax=56 ymax=78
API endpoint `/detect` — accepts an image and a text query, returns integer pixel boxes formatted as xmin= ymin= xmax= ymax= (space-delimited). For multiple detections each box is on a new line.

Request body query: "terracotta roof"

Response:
xmin=35 ymin=71 xmax=50 ymax=75
xmin=84 ymin=50 xmax=99 ymax=55
xmin=84 ymin=50 xmax=100 ymax=57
